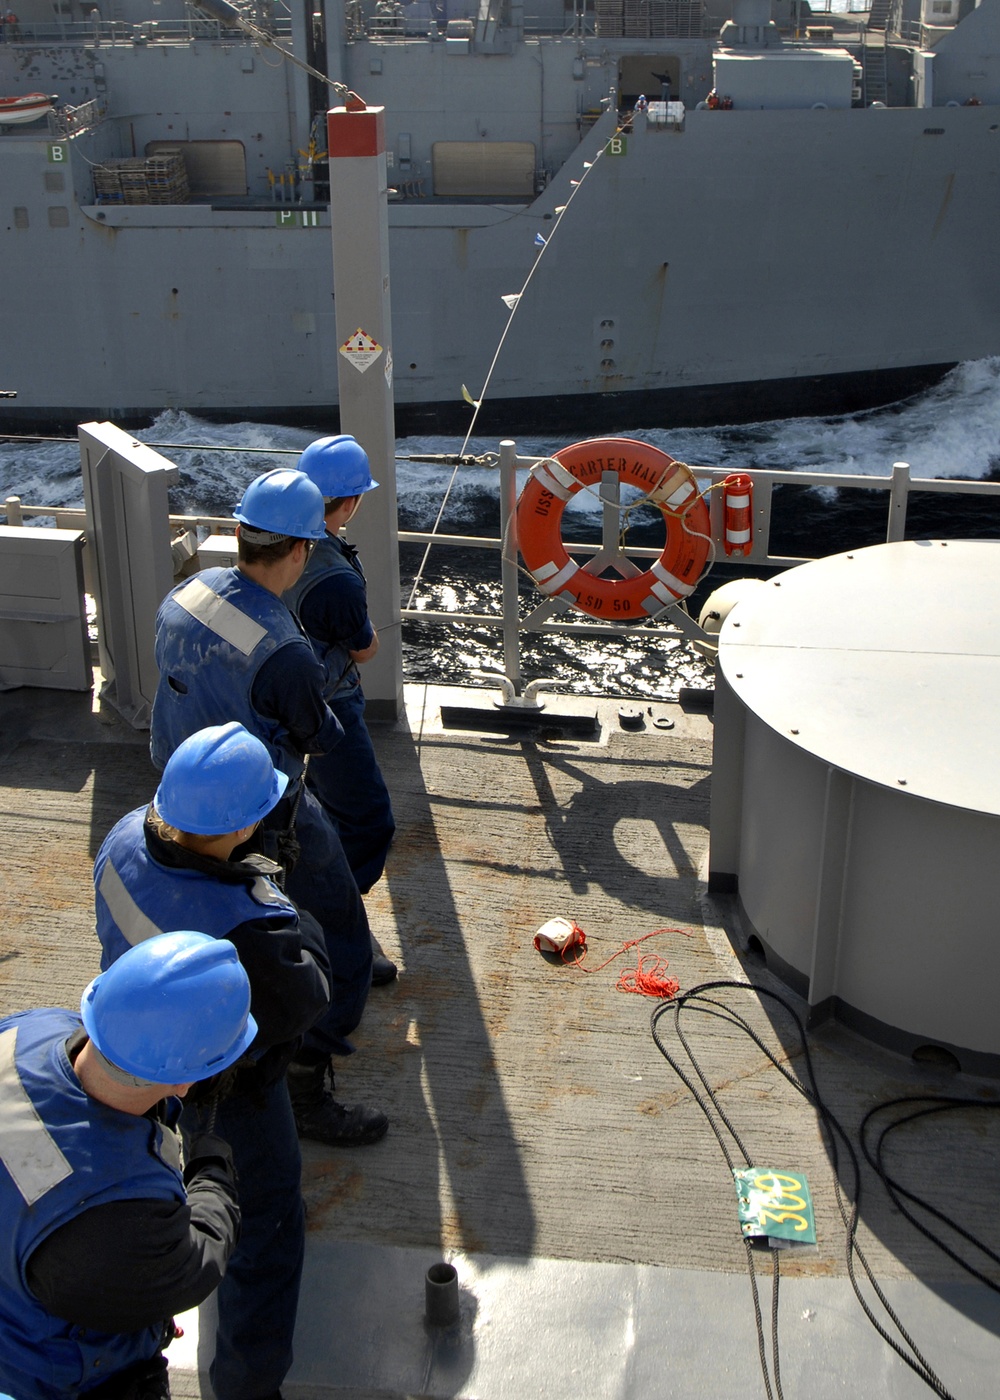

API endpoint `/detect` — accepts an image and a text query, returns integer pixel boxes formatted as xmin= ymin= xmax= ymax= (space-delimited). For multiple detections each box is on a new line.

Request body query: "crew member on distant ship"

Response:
xmin=0 ymin=932 xmax=254 ymax=1400
xmin=652 ymin=70 xmax=671 ymax=104
xmin=707 ymin=88 xmax=720 ymax=109
xmin=150 ymin=467 xmax=389 ymax=1150
xmin=94 ymin=723 xmax=336 ymax=1400
xmin=286 ymin=435 xmax=398 ymax=985
xmin=634 ymin=92 xmax=648 ymax=113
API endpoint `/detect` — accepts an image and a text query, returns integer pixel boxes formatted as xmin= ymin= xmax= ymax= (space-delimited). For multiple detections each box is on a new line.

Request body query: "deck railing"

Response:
xmin=5 ymin=443 xmax=1000 ymax=696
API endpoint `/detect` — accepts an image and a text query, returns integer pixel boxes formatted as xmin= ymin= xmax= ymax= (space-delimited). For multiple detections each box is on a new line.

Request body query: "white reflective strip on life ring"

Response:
xmin=654 ymin=577 xmax=690 ymax=602
xmin=535 ymin=559 xmax=579 ymax=595
xmin=651 ymin=560 xmax=688 ymax=596
xmin=532 ymin=461 xmax=576 ymax=501
xmin=642 ymin=583 xmax=689 ymax=613
xmin=726 ymin=526 xmax=752 ymax=544
xmin=726 ymin=493 xmax=751 ymax=510
xmin=642 ymin=572 xmax=695 ymax=612
xmin=664 ymin=480 xmax=695 ymax=510
xmin=649 ymin=467 xmax=696 ymax=510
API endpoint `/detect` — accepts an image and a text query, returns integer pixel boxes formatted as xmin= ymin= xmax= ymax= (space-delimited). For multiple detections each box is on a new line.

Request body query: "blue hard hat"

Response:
xmin=154 ymin=722 xmax=289 ymax=835
xmin=297 ymin=436 xmax=379 ymax=498
xmin=234 ymin=468 xmax=326 ymax=540
xmin=81 ymin=932 xmax=257 ymax=1084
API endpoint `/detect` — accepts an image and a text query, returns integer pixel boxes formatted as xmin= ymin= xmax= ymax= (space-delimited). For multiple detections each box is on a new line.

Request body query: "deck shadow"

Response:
xmin=301 ymin=721 xmax=539 ymax=1264
xmin=302 ymin=717 xmax=718 ymax=1271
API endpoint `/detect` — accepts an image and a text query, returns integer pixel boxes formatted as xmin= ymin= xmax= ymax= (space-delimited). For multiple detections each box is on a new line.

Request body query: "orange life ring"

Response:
xmin=516 ymin=437 xmax=711 ymax=622
xmin=722 ymin=472 xmax=753 ymax=557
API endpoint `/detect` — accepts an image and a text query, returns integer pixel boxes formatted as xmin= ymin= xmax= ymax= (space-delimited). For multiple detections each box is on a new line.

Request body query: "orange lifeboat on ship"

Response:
xmin=0 ymin=93 xmax=59 ymax=126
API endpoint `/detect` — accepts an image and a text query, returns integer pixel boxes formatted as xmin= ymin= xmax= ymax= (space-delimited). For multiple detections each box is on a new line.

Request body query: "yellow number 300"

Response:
xmin=754 ymin=1173 xmax=809 ymax=1231
xmin=759 ymin=1207 xmax=810 ymax=1232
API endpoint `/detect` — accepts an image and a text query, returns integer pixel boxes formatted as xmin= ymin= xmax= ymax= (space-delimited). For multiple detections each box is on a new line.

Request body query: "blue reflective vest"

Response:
xmin=284 ymin=533 xmax=364 ymax=700
xmin=151 ymin=567 xmax=310 ymax=780
xmin=0 ymin=1010 xmax=185 ymax=1400
xmin=94 ymin=808 xmax=298 ymax=971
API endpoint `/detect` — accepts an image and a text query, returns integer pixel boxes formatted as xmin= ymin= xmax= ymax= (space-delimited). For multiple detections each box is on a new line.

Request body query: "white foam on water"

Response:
xmin=2 ymin=358 xmax=998 ymax=535
xmin=393 ymin=357 xmax=1000 ymax=532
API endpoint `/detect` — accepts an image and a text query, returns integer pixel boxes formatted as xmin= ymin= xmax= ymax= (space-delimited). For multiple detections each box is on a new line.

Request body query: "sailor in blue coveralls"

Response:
xmin=0 ymin=931 xmax=255 ymax=1400
xmin=286 ymin=435 xmax=397 ymax=983
xmin=149 ymin=468 xmax=388 ymax=1148
xmin=94 ymin=723 xmax=341 ymax=1400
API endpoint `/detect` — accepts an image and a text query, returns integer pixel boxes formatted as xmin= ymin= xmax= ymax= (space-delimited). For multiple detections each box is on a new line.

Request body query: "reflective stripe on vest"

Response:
xmin=172 ymin=577 xmax=268 ymax=656
xmin=98 ymin=860 xmax=165 ymax=947
xmin=0 ymin=1028 xmax=73 ymax=1206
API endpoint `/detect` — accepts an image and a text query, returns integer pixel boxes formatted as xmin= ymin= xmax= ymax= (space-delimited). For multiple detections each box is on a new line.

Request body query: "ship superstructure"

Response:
xmin=1 ymin=0 xmax=998 ymax=429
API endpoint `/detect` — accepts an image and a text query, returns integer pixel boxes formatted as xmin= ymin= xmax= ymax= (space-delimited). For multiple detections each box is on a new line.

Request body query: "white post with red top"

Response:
xmin=327 ymin=101 xmax=403 ymax=722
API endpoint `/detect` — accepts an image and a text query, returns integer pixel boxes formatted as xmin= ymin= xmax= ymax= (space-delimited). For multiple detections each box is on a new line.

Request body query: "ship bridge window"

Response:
xmin=145 ymin=140 xmax=247 ymax=198
xmin=431 ymin=142 xmax=535 ymax=198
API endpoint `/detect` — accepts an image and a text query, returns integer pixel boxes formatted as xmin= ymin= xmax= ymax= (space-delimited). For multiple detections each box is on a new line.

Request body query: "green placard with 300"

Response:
xmin=733 ymin=1168 xmax=816 ymax=1244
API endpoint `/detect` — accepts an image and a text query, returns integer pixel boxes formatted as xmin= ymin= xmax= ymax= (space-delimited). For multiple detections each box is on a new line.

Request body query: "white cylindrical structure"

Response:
xmin=710 ymin=540 xmax=1000 ymax=1074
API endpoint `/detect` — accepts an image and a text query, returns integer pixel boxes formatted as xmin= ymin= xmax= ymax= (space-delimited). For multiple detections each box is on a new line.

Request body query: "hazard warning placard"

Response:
xmin=339 ymin=328 xmax=383 ymax=373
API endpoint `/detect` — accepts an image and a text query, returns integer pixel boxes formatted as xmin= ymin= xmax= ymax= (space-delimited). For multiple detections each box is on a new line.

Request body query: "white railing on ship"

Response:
xmin=5 ymin=454 xmax=1000 ymax=690
xmin=48 ymin=100 xmax=102 ymax=140
xmin=8 ymin=17 xmax=292 ymax=43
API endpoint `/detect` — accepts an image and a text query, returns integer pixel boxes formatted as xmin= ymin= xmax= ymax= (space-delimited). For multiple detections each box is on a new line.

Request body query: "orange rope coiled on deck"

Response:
xmin=561 ymin=926 xmax=694 ymax=999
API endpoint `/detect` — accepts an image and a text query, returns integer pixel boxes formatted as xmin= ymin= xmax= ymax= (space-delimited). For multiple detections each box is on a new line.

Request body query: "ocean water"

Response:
xmin=3 ymin=356 xmax=1000 ymax=698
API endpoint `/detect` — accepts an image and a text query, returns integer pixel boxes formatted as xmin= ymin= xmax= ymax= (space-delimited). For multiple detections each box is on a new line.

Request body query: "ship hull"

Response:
xmin=0 ymin=45 xmax=998 ymax=433
xmin=0 ymin=362 xmax=956 ymax=437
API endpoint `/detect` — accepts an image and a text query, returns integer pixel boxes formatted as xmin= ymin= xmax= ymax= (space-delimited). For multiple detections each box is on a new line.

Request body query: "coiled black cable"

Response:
xmin=861 ymin=1097 xmax=1000 ymax=1293
xmin=650 ymin=981 xmax=957 ymax=1399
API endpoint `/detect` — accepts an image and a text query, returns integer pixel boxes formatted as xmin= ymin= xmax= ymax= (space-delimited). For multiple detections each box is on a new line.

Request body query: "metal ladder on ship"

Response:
xmin=866 ymin=0 xmax=893 ymax=29
xmin=862 ymin=0 xmax=894 ymax=106
xmin=863 ymin=38 xmax=888 ymax=104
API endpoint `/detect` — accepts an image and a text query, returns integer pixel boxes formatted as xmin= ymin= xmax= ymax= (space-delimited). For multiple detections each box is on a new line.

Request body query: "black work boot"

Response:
xmin=287 ymin=1059 xmax=389 ymax=1147
xmin=371 ymin=932 xmax=398 ymax=986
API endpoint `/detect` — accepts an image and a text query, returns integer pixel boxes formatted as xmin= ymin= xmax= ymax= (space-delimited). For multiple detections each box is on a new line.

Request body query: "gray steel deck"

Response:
xmin=2 ymin=679 xmax=999 ymax=1399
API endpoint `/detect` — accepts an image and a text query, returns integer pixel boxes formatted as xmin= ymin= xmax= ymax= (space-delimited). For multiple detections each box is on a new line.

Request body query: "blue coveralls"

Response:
xmin=94 ymin=808 xmax=328 ymax=1400
xmin=151 ymin=565 xmax=373 ymax=1054
xmin=0 ymin=1009 xmax=185 ymax=1400
xmin=285 ymin=532 xmax=396 ymax=893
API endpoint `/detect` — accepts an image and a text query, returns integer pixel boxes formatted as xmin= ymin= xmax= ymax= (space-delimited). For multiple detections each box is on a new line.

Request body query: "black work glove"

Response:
xmin=274 ymin=827 xmax=301 ymax=883
xmin=182 ymin=1130 xmax=235 ymax=1186
xmin=182 ymin=1049 xmax=258 ymax=1106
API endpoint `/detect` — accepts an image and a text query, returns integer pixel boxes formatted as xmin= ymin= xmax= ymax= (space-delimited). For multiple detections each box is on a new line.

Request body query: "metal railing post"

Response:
xmin=887 ymin=461 xmax=910 ymax=542
xmin=5 ymin=496 xmax=23 ymax=526
xmin=499 ymin=439 xmax=523 ymax=694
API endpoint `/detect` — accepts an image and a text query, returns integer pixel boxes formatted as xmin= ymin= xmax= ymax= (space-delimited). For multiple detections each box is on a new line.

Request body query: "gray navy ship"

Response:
xmin=0 ymin=0 xmax=998 ymax=433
